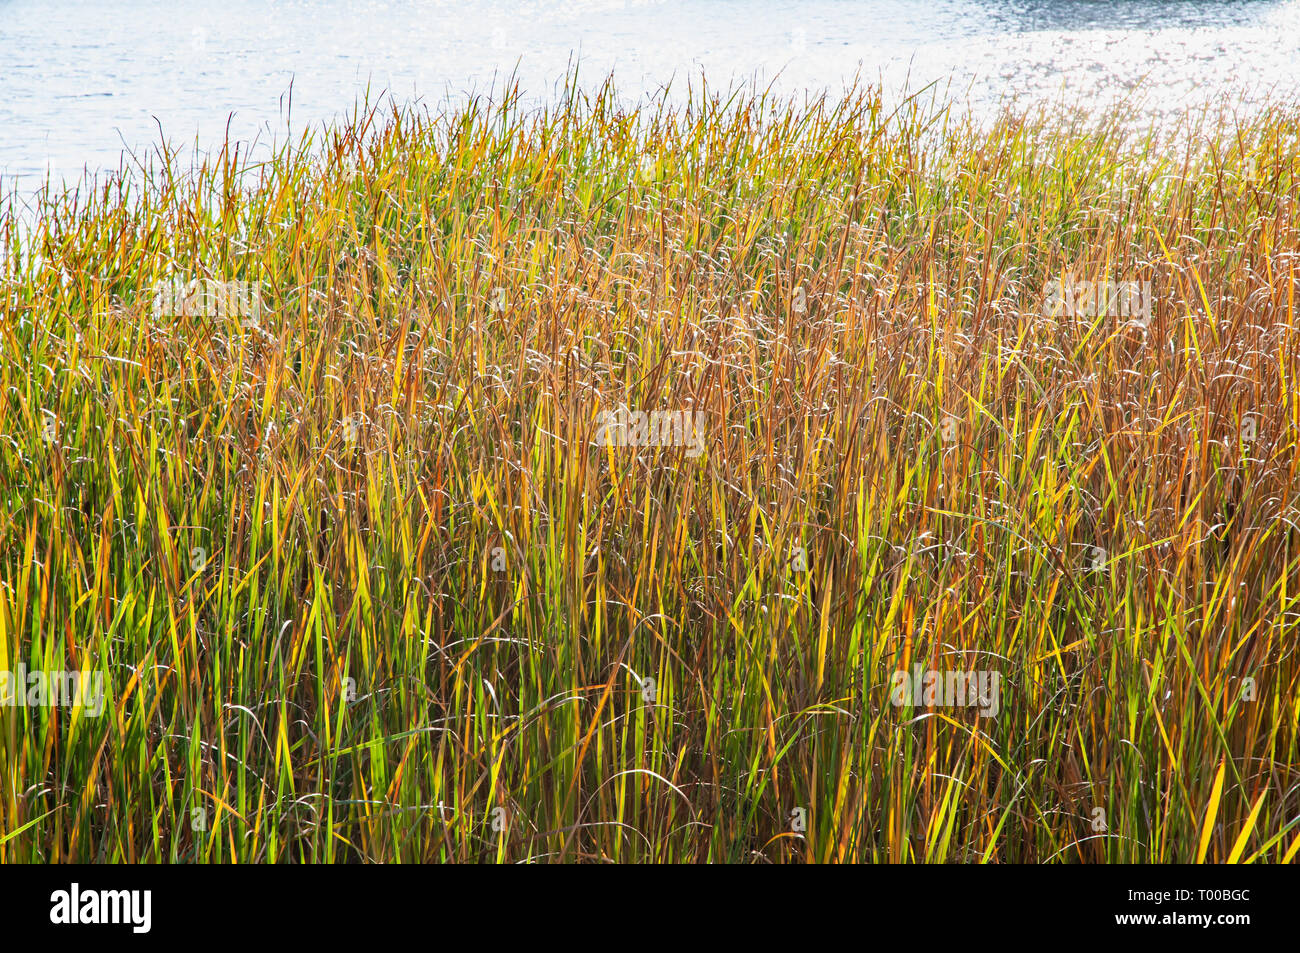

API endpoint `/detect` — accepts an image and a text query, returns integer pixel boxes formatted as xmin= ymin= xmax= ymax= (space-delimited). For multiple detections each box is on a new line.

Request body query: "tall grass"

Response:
xmin=1 ymin=77 xmax=1298 ymax=862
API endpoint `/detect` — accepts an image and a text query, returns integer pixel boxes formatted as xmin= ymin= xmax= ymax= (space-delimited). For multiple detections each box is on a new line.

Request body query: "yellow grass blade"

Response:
xmin=1197 ymin=760 xmax=1225 ymax=863
xmin=1226 ymin=791 xmax=1268 ymax=865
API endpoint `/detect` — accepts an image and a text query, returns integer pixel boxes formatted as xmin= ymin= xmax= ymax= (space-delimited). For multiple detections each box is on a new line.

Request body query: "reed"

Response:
xmin=1 ymin=77 xmax=1297 ymax=862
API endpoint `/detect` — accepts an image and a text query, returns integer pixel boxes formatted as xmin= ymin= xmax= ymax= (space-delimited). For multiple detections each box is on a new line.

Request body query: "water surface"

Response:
xmin=2 ymin=0 xmax=1298 ymax=191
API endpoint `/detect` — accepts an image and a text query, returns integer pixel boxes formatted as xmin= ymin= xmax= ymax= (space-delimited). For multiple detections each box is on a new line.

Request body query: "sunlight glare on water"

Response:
xmin=2 ymin=0 xmax=1299 ymax=190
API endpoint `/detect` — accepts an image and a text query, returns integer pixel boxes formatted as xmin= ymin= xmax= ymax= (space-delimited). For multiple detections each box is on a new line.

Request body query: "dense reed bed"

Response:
xmin=1 ymin=78 xmax=1298 ymax=862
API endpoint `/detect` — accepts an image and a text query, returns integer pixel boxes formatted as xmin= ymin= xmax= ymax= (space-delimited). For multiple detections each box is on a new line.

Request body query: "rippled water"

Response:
xmin=2 ymin=0 xmax=1298 ymax=191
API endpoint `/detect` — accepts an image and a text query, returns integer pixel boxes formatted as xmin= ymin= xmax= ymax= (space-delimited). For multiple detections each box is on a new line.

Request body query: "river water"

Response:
xmin=1 ymin=0 xmax=1298 ymax=191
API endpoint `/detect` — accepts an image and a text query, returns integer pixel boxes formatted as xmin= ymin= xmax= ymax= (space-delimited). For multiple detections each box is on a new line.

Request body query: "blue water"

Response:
xmin=2 ymin=0 xmax=1298 ymax=191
